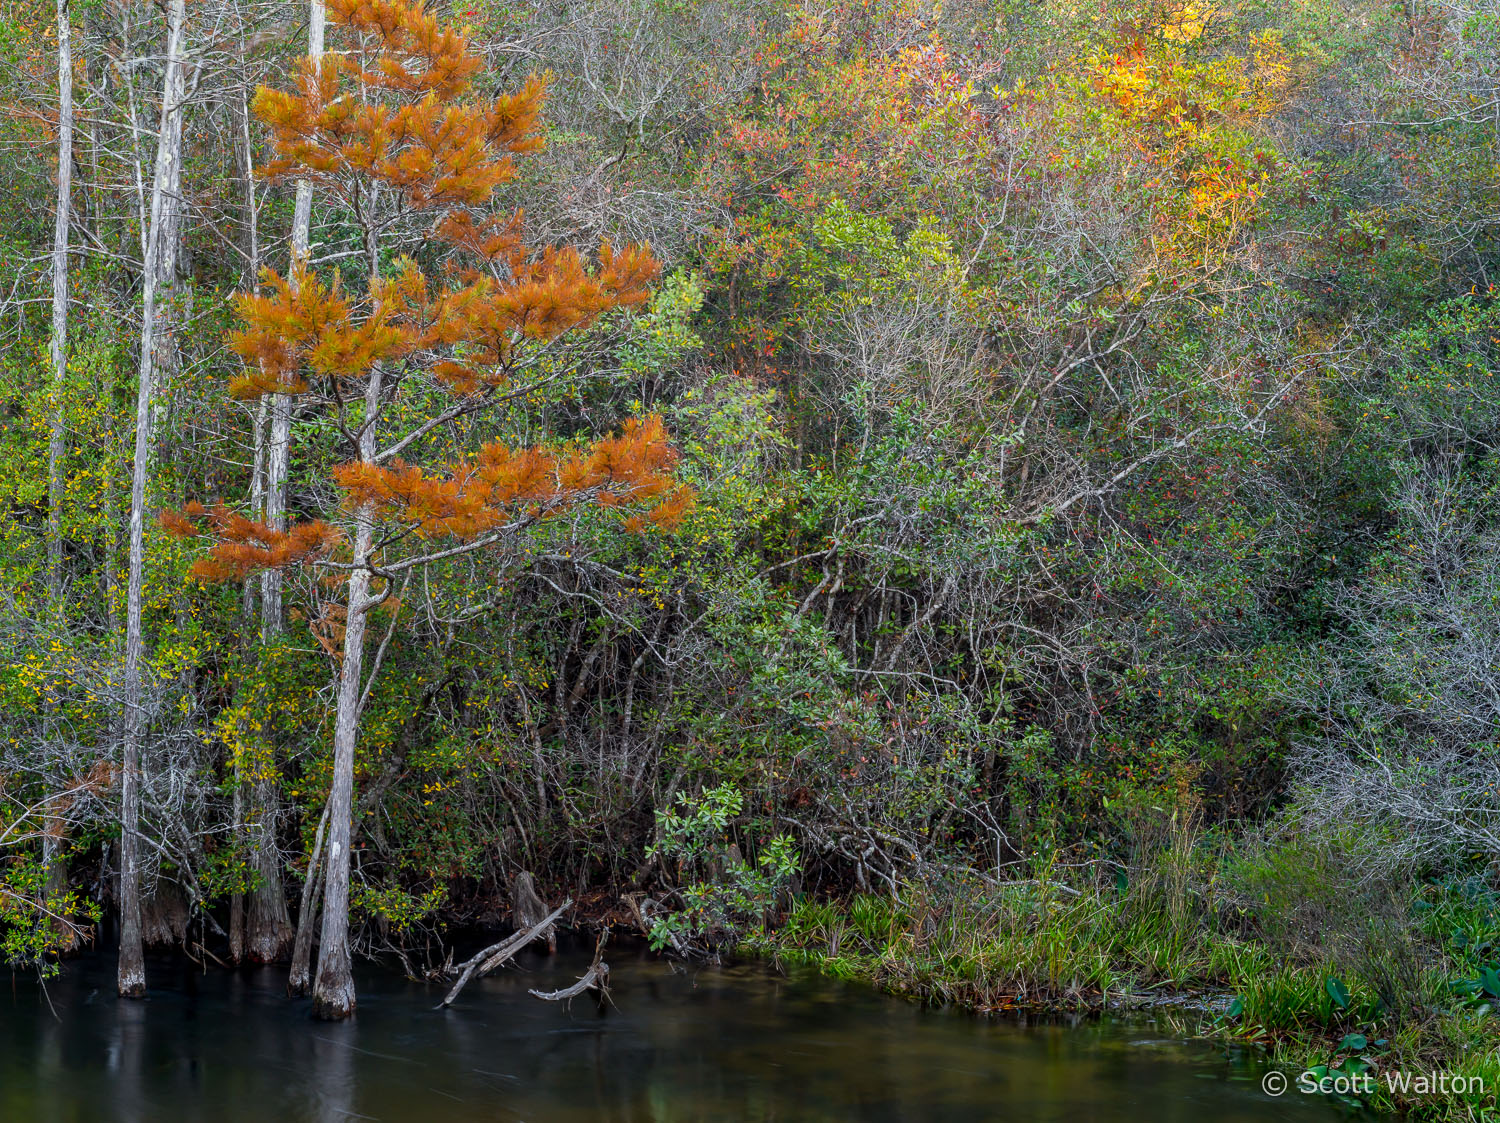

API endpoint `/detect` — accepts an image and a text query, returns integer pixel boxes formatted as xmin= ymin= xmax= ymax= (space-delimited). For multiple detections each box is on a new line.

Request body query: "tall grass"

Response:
xmin=766 ymin=875 xmax=1220 ymax=1009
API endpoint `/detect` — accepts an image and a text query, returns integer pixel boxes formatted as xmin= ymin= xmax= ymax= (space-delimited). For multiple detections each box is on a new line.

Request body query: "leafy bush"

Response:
xmin=646 ymin=784 xmax=801 ymax=953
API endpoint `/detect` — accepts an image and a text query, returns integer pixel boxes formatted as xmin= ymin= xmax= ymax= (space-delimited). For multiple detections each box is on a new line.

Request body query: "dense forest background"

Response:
xmin=2 ymin=0 xmax=1499 ymax=1092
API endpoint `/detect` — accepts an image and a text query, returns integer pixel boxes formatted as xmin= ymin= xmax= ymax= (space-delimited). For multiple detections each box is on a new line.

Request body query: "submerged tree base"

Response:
xmin=117 ymin=974 xmax=146 ymax=1000
xmin=310 ymin=991 xmax=355 ymax=1021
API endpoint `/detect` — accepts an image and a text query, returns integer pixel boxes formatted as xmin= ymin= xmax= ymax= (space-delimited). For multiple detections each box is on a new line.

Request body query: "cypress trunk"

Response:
xmin=118 ymin=0 xmax=187 ymax=999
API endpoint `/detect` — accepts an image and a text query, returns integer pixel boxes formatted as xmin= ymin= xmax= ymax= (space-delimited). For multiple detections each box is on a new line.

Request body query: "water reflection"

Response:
xmin=0 ymin=947 xmax=1360 ymax=1122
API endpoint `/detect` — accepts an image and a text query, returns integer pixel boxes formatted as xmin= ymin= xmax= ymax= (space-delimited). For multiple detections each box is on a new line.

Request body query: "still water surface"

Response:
xmin=1 ymin=946 xmax=1360 ymax=1122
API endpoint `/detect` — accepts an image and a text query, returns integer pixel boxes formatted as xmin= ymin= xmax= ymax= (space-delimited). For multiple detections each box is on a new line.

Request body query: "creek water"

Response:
xmin=0 ymin=945 xmax=1361 ymax=1122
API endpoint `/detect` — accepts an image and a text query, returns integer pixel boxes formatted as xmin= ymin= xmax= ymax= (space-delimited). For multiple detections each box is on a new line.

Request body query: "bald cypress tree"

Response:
xmin=166 ymin=0 xmax=687 ymax=1019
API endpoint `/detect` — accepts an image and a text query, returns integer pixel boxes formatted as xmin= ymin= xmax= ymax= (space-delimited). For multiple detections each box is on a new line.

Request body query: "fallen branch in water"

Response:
xmin=436 ymin=898 xmax=571 ymax=1009
xmin=528 ymin=963 xmax=609 ymax=1001
xmin=530 ymin=930 xmax=609 ymax=1004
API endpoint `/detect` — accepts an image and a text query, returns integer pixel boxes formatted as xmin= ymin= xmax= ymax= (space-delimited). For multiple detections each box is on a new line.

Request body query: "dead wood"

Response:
xmin=530 ymin=930 xmax=609 ymax=1004
xmin=436 ymin=898 xmax=571 ymax=1009
xmin=511 ymin=870 xmax=557 ymax=954
xmin=528 ymin=964 xmax=609 ymax=1002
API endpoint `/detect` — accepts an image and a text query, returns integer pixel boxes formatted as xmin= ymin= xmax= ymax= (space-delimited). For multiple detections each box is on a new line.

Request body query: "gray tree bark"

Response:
xmin=311 ymin=219 xmax=379 ymax=1021
xmin=281 ymin=0 xmax=327 ymax=985
xmin=46 ymin=0 xmax=73 ymax=606
xmin=239 ymin=66 xmax=264 ymax=626
xmin=118 ymin=0 xmax=187 ymax=999
xmin=263 ymin=0 xmax=324 ymax=638
xmin=42 ymin=0 xmax=76 ymax=943
xmin=223 ymin=51 xmax=296 ymax=964
xmin=247 ymin=799 xmax=294 ymax=961
xmin=230 ymin=59 xmax=262 ymax=967
xmin=310 ymin=474 xmax=374 ymax=1020
xmin=286 ymin=797 xmax=328 ymax=995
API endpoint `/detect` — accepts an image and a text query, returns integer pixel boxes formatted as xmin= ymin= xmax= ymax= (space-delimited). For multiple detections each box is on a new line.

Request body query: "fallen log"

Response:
xmin=436 ymin=898 xmax=571 ymax=1009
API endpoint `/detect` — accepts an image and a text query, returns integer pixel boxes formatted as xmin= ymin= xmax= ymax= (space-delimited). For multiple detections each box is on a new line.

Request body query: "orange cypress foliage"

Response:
xmin=226 ymin=263 xmax=350 ymax=397
xmin=226 ymin=262 xmax=426 ymax=397
xmin=162 ymin=502 xmax=343 ymax=581
xmin=174 ymin=0 xmax=684 ymax=591
xmin=225 ymin=0 xmax=659 ymax=402
xmin=252 ymin=1 xmax=543 ymax=213
xmin=327 ymin=415 xmax=687 ymax=540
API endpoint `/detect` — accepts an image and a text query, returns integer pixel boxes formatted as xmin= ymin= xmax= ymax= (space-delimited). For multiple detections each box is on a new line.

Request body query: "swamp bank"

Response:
xmin=749 ymin=871 xmax=1500 ymax=1120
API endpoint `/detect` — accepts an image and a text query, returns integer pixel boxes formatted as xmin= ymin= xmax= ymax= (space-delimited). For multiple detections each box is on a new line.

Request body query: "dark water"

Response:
xmin=0 ymin=947 xmax=1357 ymax=1122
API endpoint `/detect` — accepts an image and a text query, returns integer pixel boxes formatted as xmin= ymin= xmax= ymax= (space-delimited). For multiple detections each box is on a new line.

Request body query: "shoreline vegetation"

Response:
xmin=749 ymin=862 xmax=1500 ymax=1119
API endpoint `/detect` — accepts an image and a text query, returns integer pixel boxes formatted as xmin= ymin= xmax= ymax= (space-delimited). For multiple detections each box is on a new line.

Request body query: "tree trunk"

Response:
xmin=269 ymin=0 xmax=327 ymax=978
xmin=41 ymin=819 xmax=76 ymax=953
xmin=244 ymin=400 xmax=265 ymax=620
xmin=246 ymin=789 xmax=294 ymax=961
xmin=261 ymin=395 xmax=290 ymax=630
xmin=230 ymin=69 xmax=259 ymax=965
xmin=264 ymin=0 xmax=324 ymax=638
xmin=229 ymin=773 xmax=245 ymax=963
xmin=310 ymin=506 xmax=373 ymax=1019
xmin=46 ymin=0 xmax=73 ymax=606
xmin=280 ymin=0 xmax=324 ymax=968
xmin=249 ymin=398 xmax=293 ymax=958
xmin=287 ymin=797 xmax=328 ymax=996
xmin=311 ymin=214 xmax=379 ymax=1021
xmin=118 ymin=0 xmax=187 ymax=1000
xmin=42 ymin=0 xmax=75 ymax=937
xmin=240 ymin=82 xmax=264 ymax=624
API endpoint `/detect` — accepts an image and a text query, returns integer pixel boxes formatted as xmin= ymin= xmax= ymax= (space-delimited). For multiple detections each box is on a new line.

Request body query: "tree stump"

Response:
xmin=511 ymin=871 xmax=557 ymax=954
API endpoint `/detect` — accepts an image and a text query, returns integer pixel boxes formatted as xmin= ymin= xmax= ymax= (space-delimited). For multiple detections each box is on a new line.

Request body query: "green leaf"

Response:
xmin=1325 ymin=977 xmax=1350 ymax=1010
xmin=1480 ymin=966 xmax=1500 ymax=998
xmin=1338 ymin=1034 xmax=1367 ymax=1052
